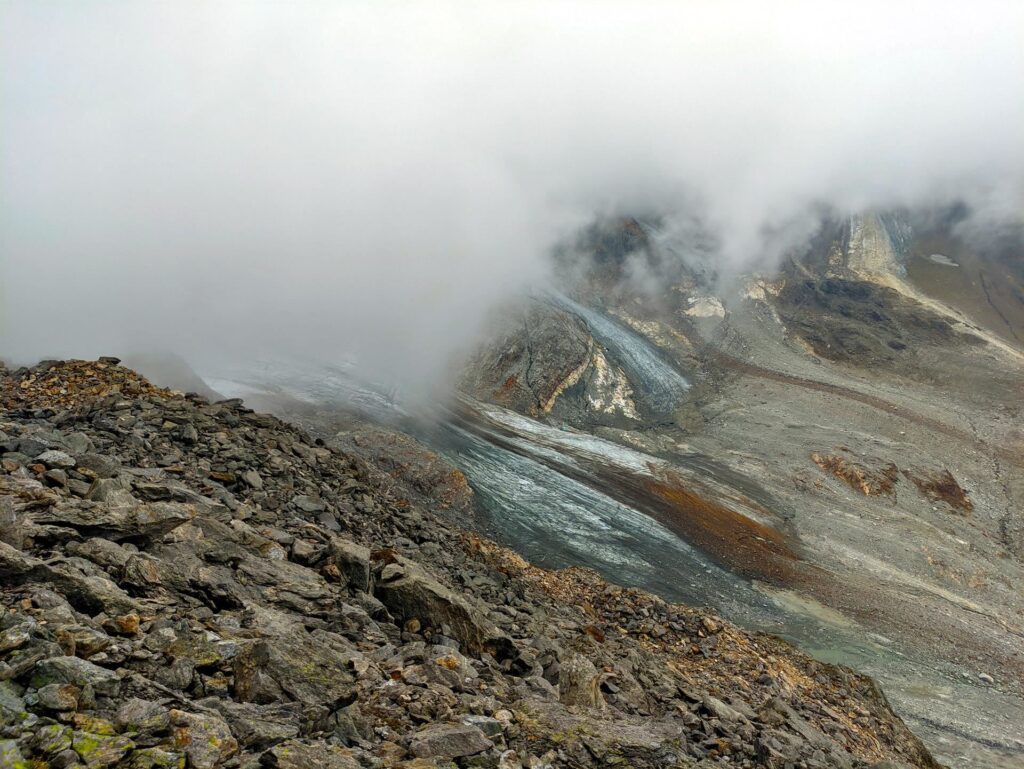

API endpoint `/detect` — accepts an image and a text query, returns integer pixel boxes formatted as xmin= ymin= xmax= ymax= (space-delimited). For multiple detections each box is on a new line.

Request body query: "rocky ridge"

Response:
xmin=0 ymin=359 xmax=939 ymax=769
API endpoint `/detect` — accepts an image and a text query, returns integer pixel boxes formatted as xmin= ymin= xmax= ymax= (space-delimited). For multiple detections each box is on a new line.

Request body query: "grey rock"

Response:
xmin=114 ymin=698 xmax=171 ymax=744
xmin=374 ymin=559 xmax=516 ymax=661
xmin=261 ymin=740 xmax=361 ymax=769
xmin=326 ymin=538 xmax=371 ymax=592
xmin=37 ymin=682 xmax=80 ymax=711
xmin=167 ymin=709 xmax=237 ymax=769
xmin=34 ymin=501 xmax=195 ymax=542
xmin=409 ymin=722 xmax=493 ymax=759
xmin=71 ymin=730 xmax=134 ymax=767
xmin=74 ymin=454 xmax=122 ymax=479
xmin=292 ymin=495 xmax=325 ymax=513
xmin=32 ymin=723 xmax=73 ymax=755
xmin=232 ymin=631 xmax=357 ymax=706
xmin=36 ymin=450 xmax=77 ymax=469
xmin=32 ymin=655 xmax=120 ymax=698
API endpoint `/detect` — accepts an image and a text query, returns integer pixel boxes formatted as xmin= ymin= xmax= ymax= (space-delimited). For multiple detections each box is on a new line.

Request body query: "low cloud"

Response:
xmin=2 ymin=1 xmax=1021 ymax=389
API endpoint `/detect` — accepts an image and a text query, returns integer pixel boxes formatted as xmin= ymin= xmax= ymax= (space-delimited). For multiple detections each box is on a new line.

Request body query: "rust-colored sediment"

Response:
xmin=491 ymin=374 xmax=520 ymax=408
xmin=903 ymin=468 xmax=973 ymax=514
xmin=642 ymin=475 xmax=805 ymax=585
xmin=811 ymin=452 xmax=898 ymax=496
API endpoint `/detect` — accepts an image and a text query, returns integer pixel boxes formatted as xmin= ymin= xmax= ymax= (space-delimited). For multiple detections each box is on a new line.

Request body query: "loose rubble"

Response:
xmin=0 ymin=360 xmax=940 ymax=768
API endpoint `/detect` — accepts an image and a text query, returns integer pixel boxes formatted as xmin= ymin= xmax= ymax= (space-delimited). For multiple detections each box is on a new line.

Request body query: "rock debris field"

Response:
xmin=0 ymin=360 xmax=939 ymax=769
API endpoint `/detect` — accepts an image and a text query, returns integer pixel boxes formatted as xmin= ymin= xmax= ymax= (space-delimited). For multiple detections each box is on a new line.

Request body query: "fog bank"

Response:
xmin=2 ymin=1 xmax=1021 ymax=389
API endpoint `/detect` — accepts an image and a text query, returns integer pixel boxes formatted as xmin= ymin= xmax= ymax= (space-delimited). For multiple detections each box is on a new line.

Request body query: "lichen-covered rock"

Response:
xmin=71 ymin=731 xmax=134 ymax=767
xmin=0 ymin=740 xmax=26 ymax=769
xmin=127 ymin=747 xmax=186 ymax=769
xmin=32 ymin=724 xmax=74 ymax=755
xmin=232 ymin=631 xmax=357 ymax=707
xmin=168 ymin=710 xmax=237 ymax=769
xmin=114 ymin=698 xmax=171 ymax=745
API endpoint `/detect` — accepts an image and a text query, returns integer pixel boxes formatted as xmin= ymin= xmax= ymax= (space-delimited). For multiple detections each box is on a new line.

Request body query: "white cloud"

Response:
xmin=2 ymin=1 xmax=1021 ymax=386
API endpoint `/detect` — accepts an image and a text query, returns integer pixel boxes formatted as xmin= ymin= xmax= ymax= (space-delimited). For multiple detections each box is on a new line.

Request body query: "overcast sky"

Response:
xmin=2 ymin=1 xmax=1021 ymax=387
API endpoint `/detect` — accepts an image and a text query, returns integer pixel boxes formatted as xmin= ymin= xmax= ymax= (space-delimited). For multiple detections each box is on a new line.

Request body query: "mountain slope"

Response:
xmin=0 ymin=359 xmax=938 ymax=769
xmin=455 ymin=212 xmax=1024 ymax=767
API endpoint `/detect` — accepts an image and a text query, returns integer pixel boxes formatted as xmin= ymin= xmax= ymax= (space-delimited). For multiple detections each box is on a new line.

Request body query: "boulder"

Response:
xmin=127 ymin=747 xmax=185 ymax=769
xmin=233 ymin=630 xmax=357 ymax=706
xmin=71 ymin=731 xmax=134 ymax=767
xmin=114 ymin=698 xmax=171 ymax=745
xmin=75 ymin=453 xmax=122 ymax=479
xmin=34 ymin=501 xmax=196 ymax=542
xmin=409 ymin=722 xmax=493 ymax=759
xmin=201 ymin=700 xmax=303 ymax=749
xmin=261 ymin=740 xmax=361 ymax=769
xmin=559 ymin=654 xmax=605 ymax=709
xmin=32 ymin=655 xmax=120 ymax=698
xmin=36 ymin=450 xmax=77 ymax=469
xmin=325 ymin=538 xmax=371 ymax=592
xmin=373 ymin=560 xmax=516 ymax=661
xmin=168 ymin=710 xmax=237 ymax=769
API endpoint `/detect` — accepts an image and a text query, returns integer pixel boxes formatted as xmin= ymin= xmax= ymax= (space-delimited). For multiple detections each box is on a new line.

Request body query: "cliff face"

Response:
xmin=0 ymin=359 xmax=938 ymax=769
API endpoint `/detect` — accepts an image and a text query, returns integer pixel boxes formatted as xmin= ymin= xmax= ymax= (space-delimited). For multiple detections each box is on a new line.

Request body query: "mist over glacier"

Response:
xmin=2 ymin=1 xmax=1022 ymax=391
